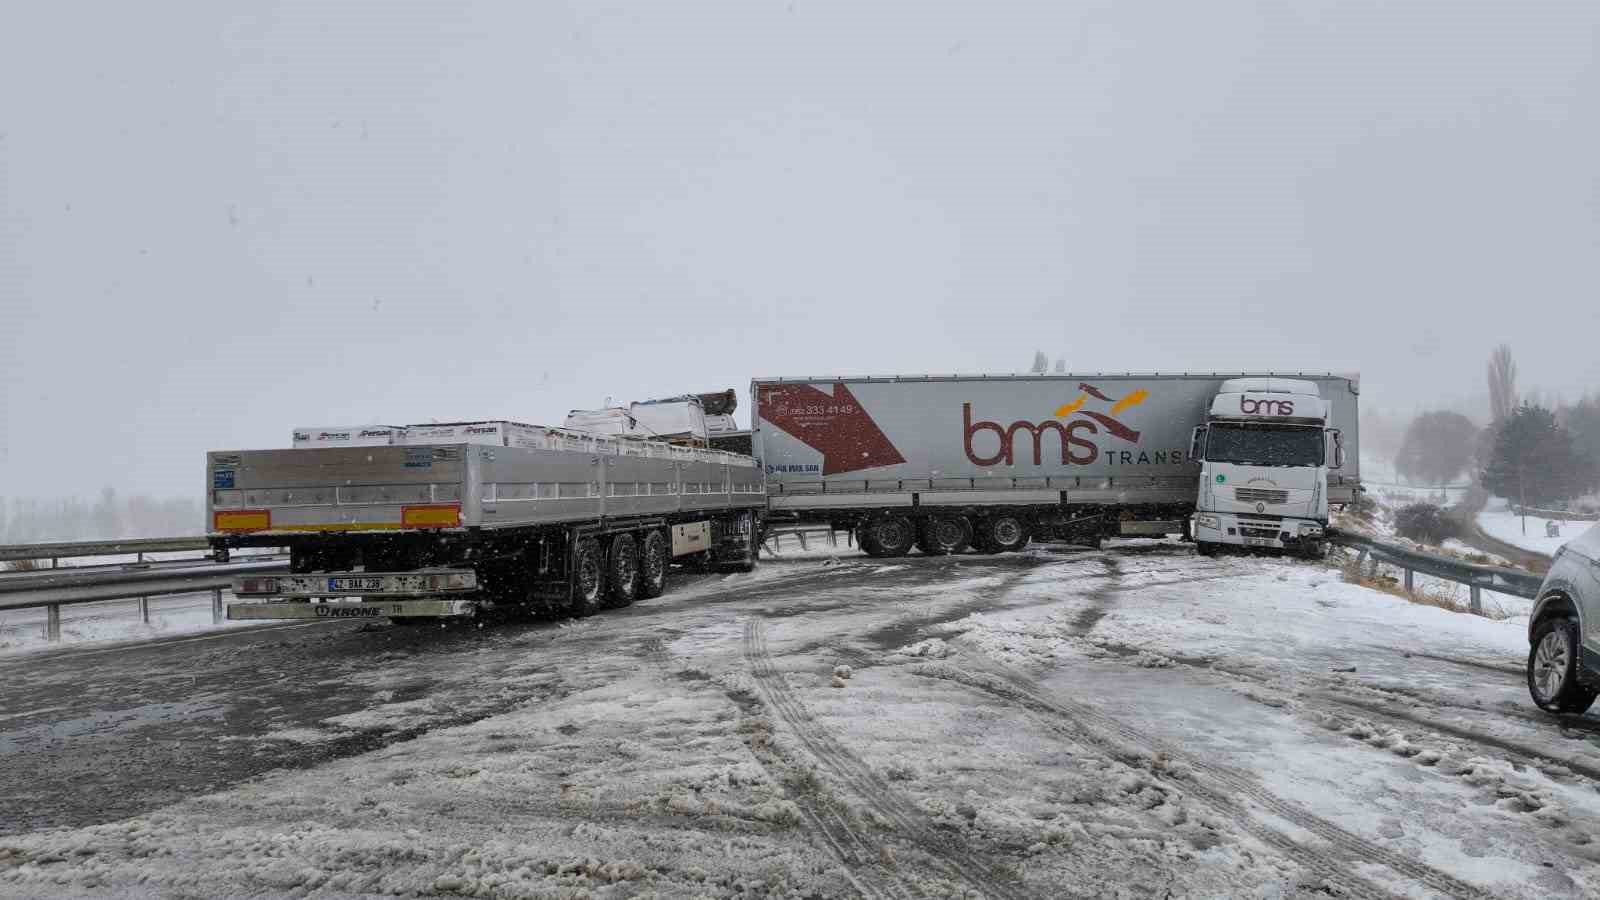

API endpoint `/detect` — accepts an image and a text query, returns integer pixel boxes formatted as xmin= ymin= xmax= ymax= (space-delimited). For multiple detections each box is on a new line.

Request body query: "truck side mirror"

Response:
xmin=1189 ymin=426 xmax=1206 ymax=462
xmin=1329 ymin=429 xmax=1344 ymax=470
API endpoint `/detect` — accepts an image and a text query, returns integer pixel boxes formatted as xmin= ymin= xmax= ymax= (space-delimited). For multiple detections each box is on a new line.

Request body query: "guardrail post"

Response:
xmin=799 ymin=531 xmax=809 ymax=550
xmin=46 ymin=604 xmax=60 ymax=641
xmin=212 ymin=588 xmax=224 ymax=624
xmin=138 ymin=596 xmax=150 ymax=624
xmin=1469 ymin=584 xmax=1483 ymax=615
xmin=1403 ymin=568 xmax=1414 ymax=595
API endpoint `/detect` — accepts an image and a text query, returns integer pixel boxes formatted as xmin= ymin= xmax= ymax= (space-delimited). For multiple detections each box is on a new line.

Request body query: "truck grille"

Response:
xmin=1235 ymin=487 xmax=1289 ymax=505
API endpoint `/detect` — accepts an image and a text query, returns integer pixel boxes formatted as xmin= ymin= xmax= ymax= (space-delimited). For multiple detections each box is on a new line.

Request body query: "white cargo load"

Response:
xmin=292 ymin=426 xmax=404 ymax=448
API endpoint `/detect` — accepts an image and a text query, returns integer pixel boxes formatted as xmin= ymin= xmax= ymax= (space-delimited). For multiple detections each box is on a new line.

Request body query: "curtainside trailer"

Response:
xmin=751 ymin=372 xmax=1359 ymax=557
xmin=209 ymin=424 xmax=764 ymax=623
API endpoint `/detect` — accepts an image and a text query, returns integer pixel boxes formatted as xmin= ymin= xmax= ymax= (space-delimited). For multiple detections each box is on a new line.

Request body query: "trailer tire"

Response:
xmin=977 ymin=514 xmax=1031 ymax=553
xmin=606 ymin=534 xmax=641 ymax=608
xmin=639 ymin=530 xmax=670 ymax=599
xmin=570 ymin=539 xmax=604 ymax=617
xmin=917 ymin=515 xmax=972 ymax=555
xmin=861 ymin=516 xmax=915 ymax=558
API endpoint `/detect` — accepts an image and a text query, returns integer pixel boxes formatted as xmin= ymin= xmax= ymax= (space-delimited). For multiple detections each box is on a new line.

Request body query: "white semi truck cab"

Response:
xmin=1189 ymin=377 xmax=1345 ymax=557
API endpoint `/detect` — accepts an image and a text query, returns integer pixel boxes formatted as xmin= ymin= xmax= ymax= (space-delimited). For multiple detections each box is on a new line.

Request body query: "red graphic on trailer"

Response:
xmin=758 ymin=382 xmax=906 ymax=475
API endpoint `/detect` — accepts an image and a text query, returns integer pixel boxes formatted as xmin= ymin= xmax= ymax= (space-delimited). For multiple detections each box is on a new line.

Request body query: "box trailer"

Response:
xmin=751 ymin=372 xmax=1359 ymax=556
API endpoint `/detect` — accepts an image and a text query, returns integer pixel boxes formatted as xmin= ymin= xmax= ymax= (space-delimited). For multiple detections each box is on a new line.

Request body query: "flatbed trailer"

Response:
xmin=208 ymin=430 xmax=764 ymax=621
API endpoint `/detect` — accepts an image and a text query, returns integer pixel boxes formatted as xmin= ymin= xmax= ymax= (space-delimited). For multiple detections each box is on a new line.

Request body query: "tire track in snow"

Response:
xmin=645 ymin=636 xmax=910 ymax=900
xmin=912 ymin=662 xmax=1503 ymax=900
xmin=1091 ymin=639 xmax=1600 ymax=784
xmin=744 ymin=619 xmax=1045 ymax=900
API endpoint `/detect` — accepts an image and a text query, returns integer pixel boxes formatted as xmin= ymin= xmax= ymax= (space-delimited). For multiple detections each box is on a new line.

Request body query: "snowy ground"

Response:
xmin=2 ymin=545 xmax=1598 ymax=898
xmin=1478 ymin=499 xmax=1589 ymax=559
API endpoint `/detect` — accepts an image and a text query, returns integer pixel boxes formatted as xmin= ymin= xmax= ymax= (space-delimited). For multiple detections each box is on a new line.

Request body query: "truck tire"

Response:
xmin=1196 ymin=540 xmax=1220 ymax=557
xmin=639 ymin=530 xmax=670 ymax=599
xmin=1528 ymin=617 xmax=1598 ymax=714
xmin=606 ymin=533 xmax=640 ymax=608
xmin=570 ymin=538 xmax=604 ymax=617
xmin=917 ymin=515 xmax=971 ymax=555
xmin=976 ymin=514 xmax=1031 ymax=554
xmin=862 ymin=516 xmax=915 ymax=558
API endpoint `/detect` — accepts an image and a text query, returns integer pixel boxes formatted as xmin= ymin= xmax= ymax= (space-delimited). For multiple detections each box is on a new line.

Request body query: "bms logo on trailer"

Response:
xmin=964 ymin=382 xmax=1176 ymax=467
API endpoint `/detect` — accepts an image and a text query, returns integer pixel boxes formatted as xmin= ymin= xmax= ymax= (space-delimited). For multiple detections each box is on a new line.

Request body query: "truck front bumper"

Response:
xmin=1193 ymin=512 xmax=1324 ymax=549
xmin=227 ymin=599 xmax=478 ymax=620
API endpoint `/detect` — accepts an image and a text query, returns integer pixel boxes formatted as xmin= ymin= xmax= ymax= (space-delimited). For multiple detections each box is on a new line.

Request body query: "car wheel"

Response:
xmin=1195 ymin=541 xmax=1219 ymax=557
xmin=1528 ymin=617 xmax=1598 ymax=714
xmin=606 ymin=534 xmax=640 ymax=608
xmin=978 ymin=514 xmax=1031 ymax=553
xmin=917 ymin=515 xmax=972 ymax=555
xmin=863 ymin=516 xmax=915 ymax=558
xmin=639 ymin=529 xmax=670 ymax=599
xmin=570 ymin=539 xmax=604 ymax=617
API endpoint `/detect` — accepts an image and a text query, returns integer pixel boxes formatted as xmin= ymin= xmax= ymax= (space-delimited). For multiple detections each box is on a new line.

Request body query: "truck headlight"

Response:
xmin=1298 ymin=523 xmax=1323 ymax=536
xmin=1196 ymin=515 xmax=1220 ymax=531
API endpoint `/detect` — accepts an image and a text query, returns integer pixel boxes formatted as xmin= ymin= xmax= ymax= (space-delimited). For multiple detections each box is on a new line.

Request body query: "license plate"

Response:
xmin=328 ymin=576 xmax=384 ymax=592
xmin=1243 ymin=538 xmax=1276 ymax=547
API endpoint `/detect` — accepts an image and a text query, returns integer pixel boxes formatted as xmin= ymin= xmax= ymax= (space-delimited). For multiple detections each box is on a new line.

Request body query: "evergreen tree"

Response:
xmin=1481 ymin=405 xmax=1595 ymax=507
xmin=1559 ymin=394 xmax=1600 ymax=494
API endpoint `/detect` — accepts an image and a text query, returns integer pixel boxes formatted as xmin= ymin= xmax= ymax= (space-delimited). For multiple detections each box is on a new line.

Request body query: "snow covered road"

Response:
xmin=2 ymin=544 xmax=1598 ymax=898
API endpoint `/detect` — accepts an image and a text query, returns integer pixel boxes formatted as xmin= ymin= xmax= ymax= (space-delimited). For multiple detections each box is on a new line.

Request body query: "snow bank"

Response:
xmin=1477 ymin=499 xmax=1587 ymax=558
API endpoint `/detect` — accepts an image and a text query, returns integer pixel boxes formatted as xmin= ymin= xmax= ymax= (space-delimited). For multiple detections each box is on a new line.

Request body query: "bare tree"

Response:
xmin=1029 ymin=350 xmax=1048 ymax=374
xmin=1487 ymin=344 xmax=1518 ymax=424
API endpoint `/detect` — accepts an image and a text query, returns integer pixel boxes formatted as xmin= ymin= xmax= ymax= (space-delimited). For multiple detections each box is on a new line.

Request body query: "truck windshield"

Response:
xmin=1206 ymin=424 xmax=1324 ymax=467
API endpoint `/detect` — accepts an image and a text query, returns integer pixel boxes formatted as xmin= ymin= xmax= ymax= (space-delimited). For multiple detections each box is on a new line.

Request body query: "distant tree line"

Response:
xmin=1388 ymin=344 xmax=1598 ymax=507
xmin=0 ymin=488 xmax=202 ymax=545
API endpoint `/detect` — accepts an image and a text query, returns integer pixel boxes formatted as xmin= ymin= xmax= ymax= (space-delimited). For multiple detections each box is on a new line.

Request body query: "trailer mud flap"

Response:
xmin=227 ymin=599 xmax=476 ymax=620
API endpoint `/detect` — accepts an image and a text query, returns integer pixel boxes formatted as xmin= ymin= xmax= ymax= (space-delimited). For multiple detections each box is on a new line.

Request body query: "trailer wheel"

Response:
xmin=639 ymin=530 xmax=670 ymax=599
xmin=977 ymin=514 xmax=1031 ymax=553
xmin=607 ymin=534 xmax=641 ymax=607
xmin=570 ymin=539 xmax=604 ymax=617
xmin=861 ymin=516 xmax=915 ymax=558
xmin=917 ymin=515 xmax=971 ymax=555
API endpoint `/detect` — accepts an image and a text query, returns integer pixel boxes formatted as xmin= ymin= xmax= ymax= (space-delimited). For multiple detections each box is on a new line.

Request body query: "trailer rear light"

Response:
xmin=401 ymin=503 xmax=461 ymax=528
xmin=238 ymin=577 xmax=280 ymax=594
xmin=425 ymin=572 xmax=476 ymax=591
xmin=215 ymin=509 xmax=271 ymax=532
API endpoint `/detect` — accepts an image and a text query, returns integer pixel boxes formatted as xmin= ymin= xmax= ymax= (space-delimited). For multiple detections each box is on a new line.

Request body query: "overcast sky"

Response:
xmin=3 ymin=1 xmax=1598 ymax=498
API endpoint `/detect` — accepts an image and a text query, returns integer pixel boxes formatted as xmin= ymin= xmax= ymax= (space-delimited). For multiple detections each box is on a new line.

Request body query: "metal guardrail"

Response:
xmin=1511 ymin=505 xmax=1600 ymax=523
xmin=1 ymin=547 xmax=288 ymax=637
xmin=762 ymin=525 xmax=853 ymax=554
xmin=0 ymin=536 xmax=213 ymax=565
xmin=1326 ymin=527 xmax=1544 ymax=612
